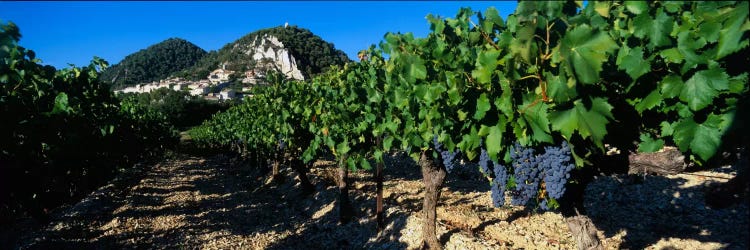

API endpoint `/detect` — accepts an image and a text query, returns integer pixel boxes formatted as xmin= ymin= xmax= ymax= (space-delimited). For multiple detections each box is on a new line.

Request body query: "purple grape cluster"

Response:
xmin=432 ymin=136 xmax=459 ymax=173
xmin=539 ymin=141 xmax=574 ymax=199
xmin=477 ymin=143 xmax=508 ymax=207
xmin=503 ymin=141 xmax=575 ymax=210
xmin=509 ymin=142 xmax=542 ymax=206
xmin=490 ymin=161 xmax=508 ymax=207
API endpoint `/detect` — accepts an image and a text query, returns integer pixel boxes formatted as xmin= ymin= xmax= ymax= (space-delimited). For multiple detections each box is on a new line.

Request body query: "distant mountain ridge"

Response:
xmin=176 ymin=25 xmax=351 ymax=81
xmin=100 ymin=38 xmax=207 ymax=89
xmin=102 ymin=25 xmax=351 ymax=89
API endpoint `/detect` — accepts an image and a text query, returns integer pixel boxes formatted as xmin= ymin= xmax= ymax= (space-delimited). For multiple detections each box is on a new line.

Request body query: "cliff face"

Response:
xmin=242 ymin=34 xmax=304 ymax=80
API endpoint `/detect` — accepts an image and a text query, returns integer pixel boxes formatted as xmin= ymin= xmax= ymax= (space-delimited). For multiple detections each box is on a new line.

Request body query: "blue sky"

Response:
xmin=0 ymin=1 xmax=518 ymax=70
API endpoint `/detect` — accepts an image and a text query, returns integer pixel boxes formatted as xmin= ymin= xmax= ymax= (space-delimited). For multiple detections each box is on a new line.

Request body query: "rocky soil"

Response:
xmin=9 ymin=152 xmax=749 ymax=249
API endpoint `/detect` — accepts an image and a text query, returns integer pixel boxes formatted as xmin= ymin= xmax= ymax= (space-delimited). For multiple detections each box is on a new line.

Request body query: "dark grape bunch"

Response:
xmin=490 ymin=161 xmax=508 ymax=207
xmin=509 ymin=142 xmax=541 ymax=206
xmin=483 ymin=141 xmax=576 ymax=210
xmin=539 ymin=141 xmax=574 ymax=200
xmin=432 ymin=136 xmax=459 ymax=173
xmin=476 ymin=144 xmax=509 ymax=207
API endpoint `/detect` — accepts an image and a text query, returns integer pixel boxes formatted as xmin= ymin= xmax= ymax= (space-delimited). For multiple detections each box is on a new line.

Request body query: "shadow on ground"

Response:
xmin=584 ymin=173 xmax=749 ymax=249
xmin=15 ymin=153 xmax=413 ymax=249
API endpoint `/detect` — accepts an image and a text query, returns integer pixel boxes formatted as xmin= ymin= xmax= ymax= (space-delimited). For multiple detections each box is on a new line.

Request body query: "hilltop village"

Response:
xmin=114 ymin=66 xmax=268 ymax=101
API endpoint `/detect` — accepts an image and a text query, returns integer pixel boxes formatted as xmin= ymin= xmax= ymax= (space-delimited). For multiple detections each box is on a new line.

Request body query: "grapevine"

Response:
xmin=187 ymin=1 xmax=749 ymax=248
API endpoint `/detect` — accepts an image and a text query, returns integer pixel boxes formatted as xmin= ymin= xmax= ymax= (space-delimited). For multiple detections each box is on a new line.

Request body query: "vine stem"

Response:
xmin=469 ymin=19 xmax=501 ymax=50
xmin=463 ymin=72 xmax=476 ymax=85
xmin=519 ymin=74 xmax=541 ymax=81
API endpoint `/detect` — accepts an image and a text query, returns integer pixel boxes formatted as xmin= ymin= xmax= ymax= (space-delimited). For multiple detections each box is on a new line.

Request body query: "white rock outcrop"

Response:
xmin=243 ymin=34 xmax=305 ymax=80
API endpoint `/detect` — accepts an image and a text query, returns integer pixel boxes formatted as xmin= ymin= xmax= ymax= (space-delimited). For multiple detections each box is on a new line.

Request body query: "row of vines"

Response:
xmin=190 ymin=1 xmax=748 ymax=249
xmin=1 ymin=22 xmax=178 ymax=222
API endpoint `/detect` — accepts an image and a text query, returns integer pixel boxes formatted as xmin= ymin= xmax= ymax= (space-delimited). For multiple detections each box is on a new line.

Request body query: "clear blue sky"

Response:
xmin=0 ymin=1 xmax=518 ymax=70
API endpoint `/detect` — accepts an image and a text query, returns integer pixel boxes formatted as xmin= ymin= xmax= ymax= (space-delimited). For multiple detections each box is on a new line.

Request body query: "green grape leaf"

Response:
xmin=632 ymin=9 xmax=674 ymax=49
xmin=494 ymin=75 xmax=514 ymax=118
xmin=550 ymin=97 xmax=613 ymax=148
xmin=635 ymin=89 xmax=663 ymax=114
xmin=403 ymin=55 xmax=427 ymax=83
xmin=537 ymin=1 xmax=564 ymax=19
xmin=677 ymin=31 xmax=708 ymax=68
xmin=50 ymin=92 xmax=72 ymax=115
xmin=680 ymin=67 xmax=729 ymax=111
xmin=663 ymin=2 xmax=682 ymax=13
xmin=559 ymin=24 xmax=618 ymax=84
xmin=427 ymin=14 xmax=445 ymax=34
xmin=484 ymin=7 xmax=505 ymax=28
xmin=545 ymin=72 xmax=577 ymax=103
xmin=625 ymin=1 xmax=648 ymax=15
xmin=414 ymin=85 xmax=430 ymax=103
xmin=659 ymin=48 xmax=684 ymax=64
xmin=347 ymin=157 xmax=357 ymax=170
xmin=383 ymin=135 xmax=394 ymax=150
xmin=638 ymin=133 xmax=664 ymax=153
xmin=515 ymin=1 xmax=564 ymax=19
xmin=673 ymin=115 xmax=723 ymax=161
xmin=457 ymin=110 xmax=468 ymax=121
xmin=716 ymin=1 xmax=749 ymax=59
xmin=520 ymin=94 xmax=552 ymax=143
xmin=336 ymin=140 xmax=351 ymax=156
xmin=728 ymin=73 xmax=748 ymax=94
xmin=478 ymin=125 xmax=491 ymax=137
xmin=616 ymin=45 xmax=651 ymax=80
xmin=374 ymin=150 xmax=384 ymax=163
xmin=474 ymin=93 xmax=491 ymax=120
xmin=660 ymin=121 xmax=674 ymax=137
xmin=698 ymin=21 xmax=722 ymax=43
xmin=460 ymin=126 xmax=481 ymax=160
xmin=510 ymin=25 xmax=537 ymax=64
xmin=360 ymin=157 xmax=372 ymax=170
xmin=472 ymin=49 xmax=500 ymax=85
xmin=659 ymin=74 xmax=684 ymax=98
xmin=447 ymin=86 xmax=461 ymax=105
xmin=485 ymin=124 xmax=504 ymax=161
xmin=593 ymin=1 xmax=611 ymax=18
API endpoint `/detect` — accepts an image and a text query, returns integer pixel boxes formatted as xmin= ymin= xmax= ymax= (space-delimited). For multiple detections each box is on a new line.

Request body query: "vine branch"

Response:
xmin=469 ymin=19 xmax=501 ymax=50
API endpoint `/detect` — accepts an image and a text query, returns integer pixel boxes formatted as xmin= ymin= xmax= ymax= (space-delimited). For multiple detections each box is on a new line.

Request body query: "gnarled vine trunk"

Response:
xmin=290 ymin=158 xmax=315 ymax=195
xmin=566 ymin=213 xmax=603 ymax=250
xmin=419 ymin=150 xmax=447 ymax=250
xmin=375 ymin=159 xmax=385 ymax=231
xmin=337 ymin=156 xmax=354 ymax=224
xmin=271 ymin=159 xmax=282 ymax=183
xmin=270 ymin=150 xmax=284 ymax=184
xmin=560 ymin=165 xmax=603 ymax=250
xmin=374 ymin=136 xmax=385 ymax=232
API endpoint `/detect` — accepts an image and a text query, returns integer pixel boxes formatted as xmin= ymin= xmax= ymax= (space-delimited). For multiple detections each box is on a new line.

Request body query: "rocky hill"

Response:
xmin=100 ymin=38 xmax=207 ymax=89
xmin=176 ymin=25 xmax=351 ymax=82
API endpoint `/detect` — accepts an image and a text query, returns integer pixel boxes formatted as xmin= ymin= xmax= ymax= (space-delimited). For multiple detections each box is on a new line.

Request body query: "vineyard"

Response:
xmin=2 ymin=1 xmax=749 ymax=249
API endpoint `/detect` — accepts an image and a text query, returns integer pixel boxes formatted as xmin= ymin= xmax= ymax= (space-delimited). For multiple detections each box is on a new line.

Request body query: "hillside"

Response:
xmin=176 ymin=25 xmax=351 ymax=81
xmin=100 ymin=38 xmax=207 ymax=89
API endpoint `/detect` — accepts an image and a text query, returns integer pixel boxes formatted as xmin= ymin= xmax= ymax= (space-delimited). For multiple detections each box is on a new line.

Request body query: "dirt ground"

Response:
xmin=9 ymin=152 xmax=749 ymax=249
